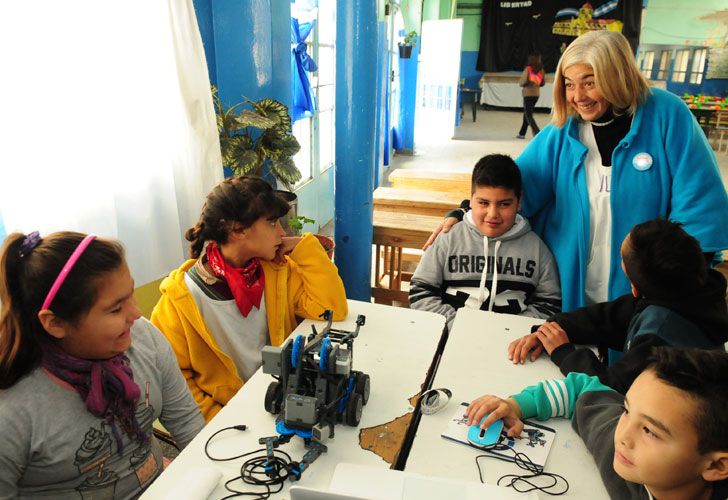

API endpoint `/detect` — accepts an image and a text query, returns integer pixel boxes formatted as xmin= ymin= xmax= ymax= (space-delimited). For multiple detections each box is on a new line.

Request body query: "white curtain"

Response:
xmin=0 ymin=1 xmax=222 ymax=285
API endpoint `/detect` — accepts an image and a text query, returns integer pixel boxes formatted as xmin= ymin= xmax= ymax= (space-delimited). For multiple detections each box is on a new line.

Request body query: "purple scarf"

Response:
xmin=41 ymin=340 xmax=147 ymax=453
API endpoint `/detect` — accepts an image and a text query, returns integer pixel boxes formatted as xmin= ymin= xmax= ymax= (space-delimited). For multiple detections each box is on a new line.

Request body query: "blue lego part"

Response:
xmin=338 ymin=374 xmax=356 ymax=415
xmin=319 ymin=338 xmax=332 ymax=372
xmin=291 ymin=335 xmax=305 ymax=369
xmin=275 ymin=419 xmax=313 ymax=439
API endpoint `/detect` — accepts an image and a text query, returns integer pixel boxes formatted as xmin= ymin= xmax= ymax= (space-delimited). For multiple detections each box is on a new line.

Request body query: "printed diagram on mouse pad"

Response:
xmin=441 ymin=402 xmax=556 ymax=471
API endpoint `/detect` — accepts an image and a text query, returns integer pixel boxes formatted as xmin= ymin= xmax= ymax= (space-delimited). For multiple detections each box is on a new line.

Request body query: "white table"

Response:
xmin=142 ymin=300 xmax=445 ymax=500
xmin=405 ymin=308 xmax=610 ymax=499
xmin=479 ymin=81 xmax=554 ymax=109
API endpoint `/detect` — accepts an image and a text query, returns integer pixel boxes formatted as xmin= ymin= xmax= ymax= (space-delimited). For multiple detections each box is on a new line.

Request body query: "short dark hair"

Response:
xmin=646 ymin=347 xmax=728 ymax=455
xmin=622 ymin=218 xmax=706 ymax=300
xmin=185 ymin=176 xmax=291 ymax=258
xmin=471 ymin=154 xmax=522 ymax=199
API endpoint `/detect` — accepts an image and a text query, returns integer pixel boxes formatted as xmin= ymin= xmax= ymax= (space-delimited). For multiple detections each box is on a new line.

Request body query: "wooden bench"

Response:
xmin=388 ymin=169 xmax=470 ymax=194
xmin=373 ymin=186 xmax=464 ymax=217
xmin=371 ymin=210 xmax=443 ymax=305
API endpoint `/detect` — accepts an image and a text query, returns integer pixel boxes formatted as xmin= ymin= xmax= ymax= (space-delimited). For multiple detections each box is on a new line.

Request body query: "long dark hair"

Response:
xmin=185 ymin=175 xmax=290 ymax=258
xmin=527 ymin=53 xmax=543 ymax=74
xmin=0 ymin=232 xmax=125 ymax=388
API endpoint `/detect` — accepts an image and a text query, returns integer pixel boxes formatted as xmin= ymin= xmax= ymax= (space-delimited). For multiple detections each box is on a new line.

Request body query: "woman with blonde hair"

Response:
xmin=426 ymin=30 xmax=728 ymax=321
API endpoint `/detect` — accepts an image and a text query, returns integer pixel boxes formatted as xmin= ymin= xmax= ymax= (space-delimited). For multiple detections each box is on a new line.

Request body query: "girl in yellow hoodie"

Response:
xmin=151 ymin=176 xmax=348 ymax=420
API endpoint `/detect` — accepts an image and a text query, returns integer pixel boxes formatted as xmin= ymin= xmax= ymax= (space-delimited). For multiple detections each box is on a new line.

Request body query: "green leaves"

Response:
xmin=212 ymin=86 xmax=302 ymax=186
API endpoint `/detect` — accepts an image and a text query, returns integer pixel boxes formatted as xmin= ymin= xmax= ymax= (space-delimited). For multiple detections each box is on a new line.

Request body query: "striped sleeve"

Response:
xmin=511 ymin=372 xmax=613 ymax=421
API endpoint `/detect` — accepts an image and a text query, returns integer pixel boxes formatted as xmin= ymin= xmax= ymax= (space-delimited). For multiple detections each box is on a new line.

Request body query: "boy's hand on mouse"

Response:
xmin=273 ymin=237 xmax=302 ymax=264
xmin=534 ymin=322 xmax=569 ymax=355
xmin=422 ymin=216 xmax=460 ymax=251
xmin=466 ymin=396 xmax=524 ymax=437
xmin=507 ymin=333 xmax=544 ymax=364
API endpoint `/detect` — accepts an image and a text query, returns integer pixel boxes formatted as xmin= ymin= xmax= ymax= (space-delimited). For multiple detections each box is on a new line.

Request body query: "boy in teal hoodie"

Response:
xmin=467 ymin=347 xmax=728 ymax=500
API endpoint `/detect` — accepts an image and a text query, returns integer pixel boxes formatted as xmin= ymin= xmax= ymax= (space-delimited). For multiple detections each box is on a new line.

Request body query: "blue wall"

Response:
xmin=193 ymin=0 xmax=216 ymax=86
xmin=334 ymin=0 xmax=378 ymax=301
xmin=394 ymin=41 xmax=419 ymax=152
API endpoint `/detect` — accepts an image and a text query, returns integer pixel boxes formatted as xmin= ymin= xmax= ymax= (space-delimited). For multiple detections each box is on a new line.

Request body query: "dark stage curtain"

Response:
xmin=476 ymin=0 xmax=642 ymax=73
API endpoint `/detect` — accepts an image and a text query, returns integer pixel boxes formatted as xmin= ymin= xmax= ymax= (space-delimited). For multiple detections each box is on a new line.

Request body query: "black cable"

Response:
xmin=204 ymin=426 xmax=293 ymax=500
xmin=475 ymin=444 xmax=569 ymax=496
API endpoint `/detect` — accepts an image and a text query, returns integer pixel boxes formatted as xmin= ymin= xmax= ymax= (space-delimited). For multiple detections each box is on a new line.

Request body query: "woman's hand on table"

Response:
xmin=466 ymin=395 xmax=524 ymax=437
xmin=534 ymin=321 xmax=570 ymax=355
xmin=507 ymin=333 xmax=544 ymax=364
xmin=422 ymin=216 xmax=460 ymax=250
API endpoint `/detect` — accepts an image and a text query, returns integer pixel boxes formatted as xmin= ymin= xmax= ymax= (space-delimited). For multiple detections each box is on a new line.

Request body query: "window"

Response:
xmin=291 ymin=0 xmax=336 ymax=187
xmin=672 ymin=49 xmax=690 ymax=82
xmin=656 ymin=51 xmax=671 ymax=80
xmin=689 ymin=48 xmax=707 ymax=84
xmin=640 ymin=51 xmax=655 ymax=79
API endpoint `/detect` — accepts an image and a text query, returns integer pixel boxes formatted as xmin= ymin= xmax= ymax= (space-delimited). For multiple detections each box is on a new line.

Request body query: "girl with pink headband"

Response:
xmin=0 ymin=231 xmax=204 ymax=497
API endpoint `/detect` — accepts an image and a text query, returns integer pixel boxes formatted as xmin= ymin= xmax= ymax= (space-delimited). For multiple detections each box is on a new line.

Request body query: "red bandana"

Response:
xmin=205 ymin=241 xmax=265 ymax=317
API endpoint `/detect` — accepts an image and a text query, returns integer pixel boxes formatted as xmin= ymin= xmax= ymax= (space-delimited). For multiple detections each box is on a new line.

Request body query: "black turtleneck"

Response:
xmin=590 ymin=110 xmax=632 ymax=166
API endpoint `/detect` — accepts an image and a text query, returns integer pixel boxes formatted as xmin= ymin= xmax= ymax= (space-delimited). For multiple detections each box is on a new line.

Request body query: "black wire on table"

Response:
xmin=474 ymin=443 xmax=570 ymax=496
xmin=204 ymin=426 xmax=293 ymax=500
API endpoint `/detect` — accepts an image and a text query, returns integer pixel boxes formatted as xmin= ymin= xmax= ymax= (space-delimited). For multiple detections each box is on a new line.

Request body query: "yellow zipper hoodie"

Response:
xmin=150 ymin=233 xmax=348 ymax=421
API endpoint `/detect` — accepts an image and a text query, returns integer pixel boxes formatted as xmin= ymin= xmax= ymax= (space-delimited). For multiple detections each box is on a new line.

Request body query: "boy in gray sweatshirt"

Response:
xmin=409 ymin=154 xmax=561 ymax=327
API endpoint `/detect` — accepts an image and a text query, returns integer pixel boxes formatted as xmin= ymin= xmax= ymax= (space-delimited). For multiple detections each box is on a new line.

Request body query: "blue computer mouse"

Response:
xmin=467 ymin=415 xmax=504 ymax=448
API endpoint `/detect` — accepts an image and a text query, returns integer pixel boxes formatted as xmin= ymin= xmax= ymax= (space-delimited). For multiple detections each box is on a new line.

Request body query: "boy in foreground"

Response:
xmin=467 ymin=347 xmax=728 ymax=500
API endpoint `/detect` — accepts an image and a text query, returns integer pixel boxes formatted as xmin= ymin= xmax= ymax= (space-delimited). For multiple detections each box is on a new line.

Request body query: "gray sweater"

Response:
xmin=0 ymin=318 xmax=205 ymax=499
xmin=410 ymin=213 xmax=561 ymax=327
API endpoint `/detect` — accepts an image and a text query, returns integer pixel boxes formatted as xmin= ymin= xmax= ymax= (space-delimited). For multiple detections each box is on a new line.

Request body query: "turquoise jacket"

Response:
xmin=516 ymin=88 xmax=728 ymax=312
xmin=511 ymin=372 xmax=612 ymax=421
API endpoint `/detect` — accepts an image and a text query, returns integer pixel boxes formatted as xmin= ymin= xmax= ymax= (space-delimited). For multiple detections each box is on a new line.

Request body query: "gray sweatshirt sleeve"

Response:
xmin=409 ymin=233 xmax=457 ymax=325
xmin=147 ymin=321 xmax=205 ymax=449
xmin=522 ymin=239 xmax=562 ymax=319
xmin=572 ymin=391 xmax=648 ymax=499
xmin=0 ymin=404 xmax=28 ymax=498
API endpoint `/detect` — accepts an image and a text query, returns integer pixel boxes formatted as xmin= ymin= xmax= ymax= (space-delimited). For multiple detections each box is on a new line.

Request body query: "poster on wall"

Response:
xmin=476 ymin=0 xmax=643 ymax=73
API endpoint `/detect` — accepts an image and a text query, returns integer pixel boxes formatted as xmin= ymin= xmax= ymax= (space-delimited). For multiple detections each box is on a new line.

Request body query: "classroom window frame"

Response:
xmin=689 ymin=48 xmax=707 ymax=85
xmin=291 ymin=0 xmax=336 ymax=189
xmin=655 ymin=50 xmax=671 ymax=80
xmin=640 ymin=51 xmax=655 ymax=79
xmin=672 ymin=49 xmax=690 ymax=83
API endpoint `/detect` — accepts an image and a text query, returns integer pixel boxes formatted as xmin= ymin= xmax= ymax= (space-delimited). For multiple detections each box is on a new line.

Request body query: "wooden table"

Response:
xmin=142 ymin=301 xmax=446 ymax=500
xmin=405 ymin=307 xmax=610 ymax=499
xmin=373 ymin=186 xmax=463 ymax=218
xmin=388 ymin=169 xmax=470 ymax=194
xmin=371 ymin=210 xmax=443 ymax=305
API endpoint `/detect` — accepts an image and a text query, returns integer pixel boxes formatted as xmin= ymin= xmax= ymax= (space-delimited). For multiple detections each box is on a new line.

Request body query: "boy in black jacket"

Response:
xmin=508 ymin=218 xmax=728 ymax=394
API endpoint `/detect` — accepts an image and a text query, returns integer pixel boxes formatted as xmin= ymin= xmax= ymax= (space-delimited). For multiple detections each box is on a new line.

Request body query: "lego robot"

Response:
xmin=261 ymin=310 xmax=370 ymax=444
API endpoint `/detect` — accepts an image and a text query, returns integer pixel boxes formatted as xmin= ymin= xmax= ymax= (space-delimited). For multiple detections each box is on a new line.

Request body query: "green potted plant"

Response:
xmin=287 ymin=215 xmax=335 ymax=258
xmin=212 ymin=86 xmax=302 ymax=191
xmin=398 ymin=30 xmax=418 ymax=59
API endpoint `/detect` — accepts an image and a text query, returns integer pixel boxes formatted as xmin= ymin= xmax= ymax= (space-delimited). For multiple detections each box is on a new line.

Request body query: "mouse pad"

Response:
xmin=441 ymin=402 xmax=556 ymax=471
